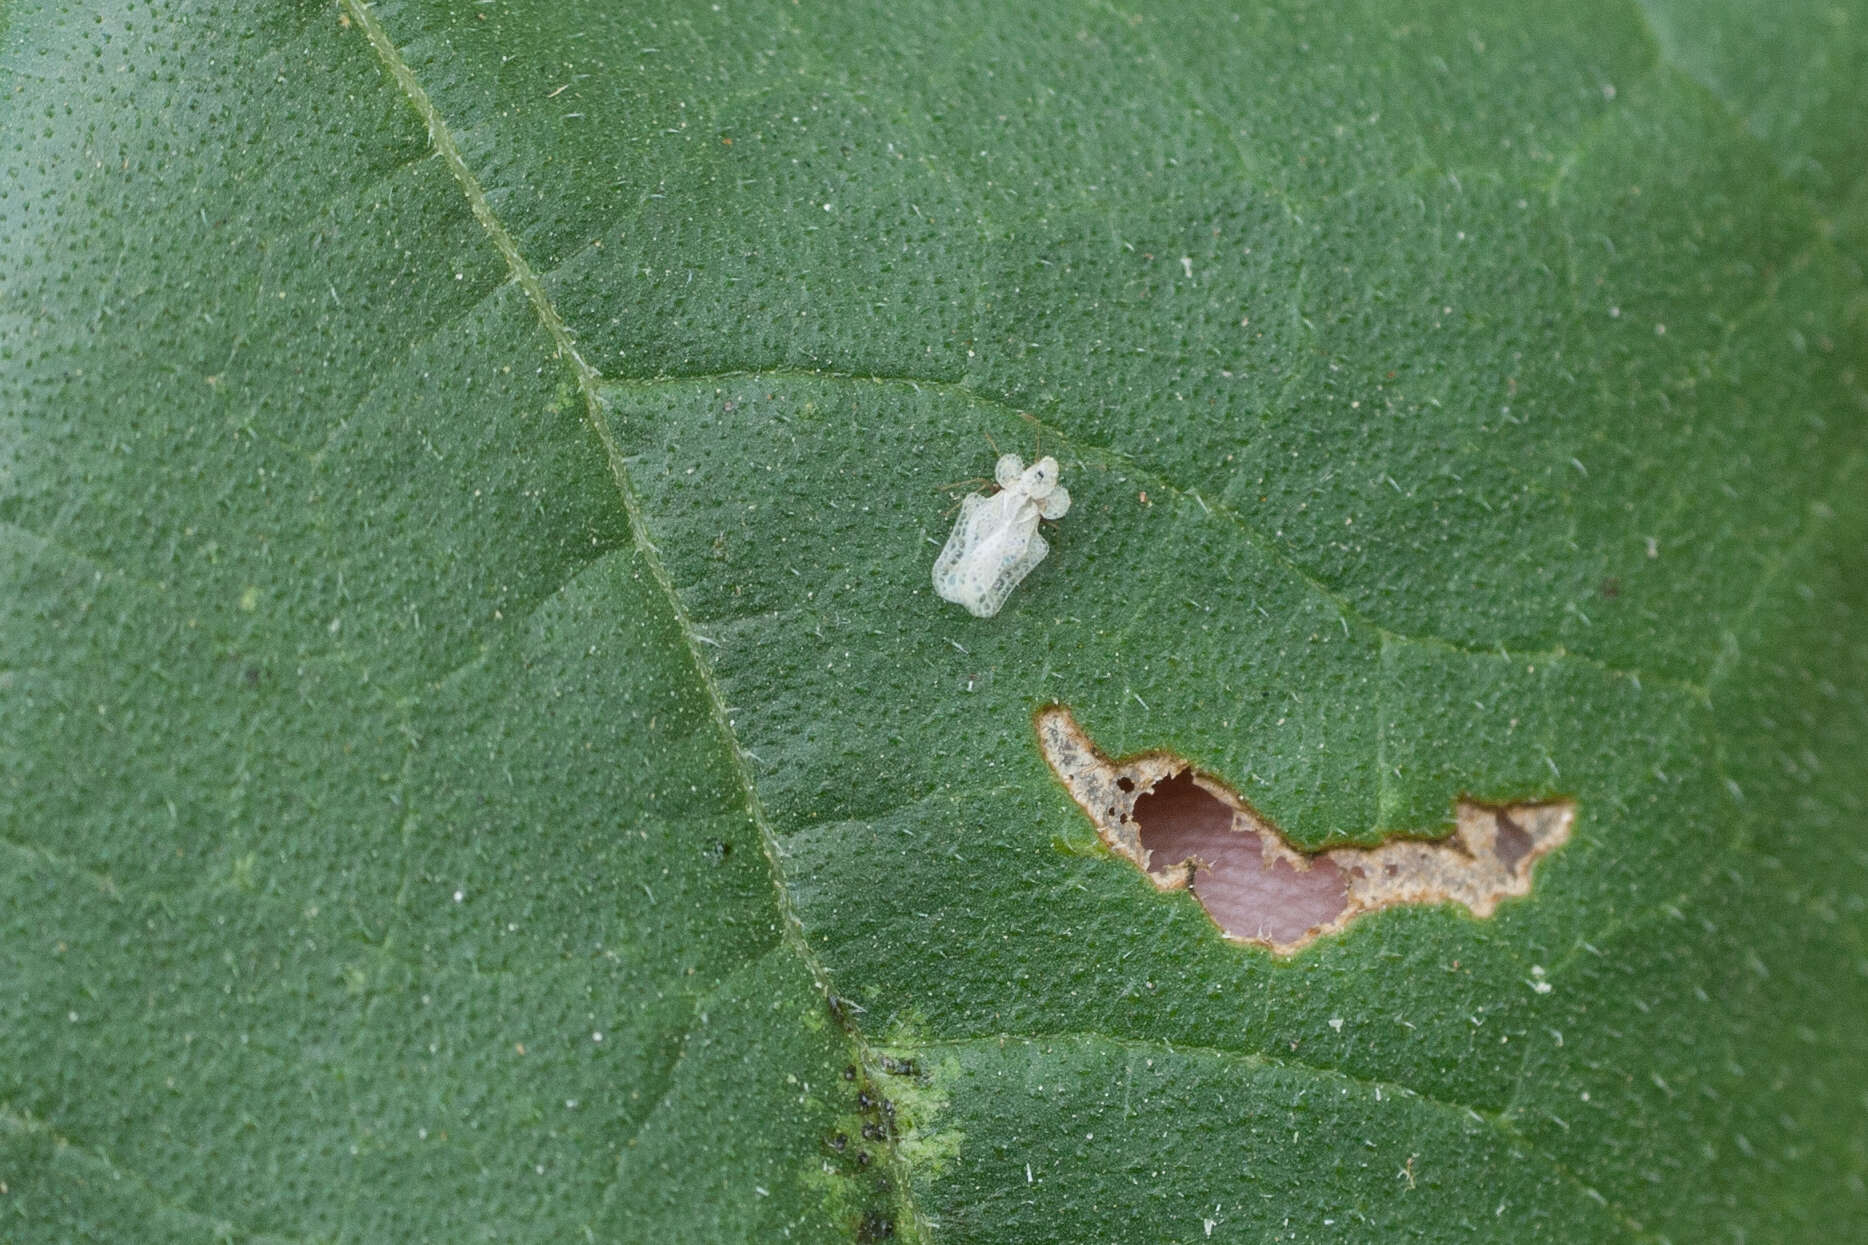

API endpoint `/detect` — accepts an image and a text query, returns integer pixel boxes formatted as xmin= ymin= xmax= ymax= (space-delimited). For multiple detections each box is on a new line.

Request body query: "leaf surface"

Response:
xmin=3 ymin=1 xmax=1864 ymax=1240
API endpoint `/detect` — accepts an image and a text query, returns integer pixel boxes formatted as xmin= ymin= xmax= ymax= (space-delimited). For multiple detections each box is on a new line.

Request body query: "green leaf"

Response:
xmin=4 ymin=0 xmax=1863 ymax=1241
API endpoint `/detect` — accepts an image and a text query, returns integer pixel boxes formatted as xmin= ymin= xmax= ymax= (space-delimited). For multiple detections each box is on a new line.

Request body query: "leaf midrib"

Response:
xmin=337 ymin=0 xmax=931 ymax=1235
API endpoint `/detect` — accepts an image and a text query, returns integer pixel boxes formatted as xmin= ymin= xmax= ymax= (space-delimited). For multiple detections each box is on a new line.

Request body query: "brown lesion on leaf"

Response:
xmin=1036 ymin=705 xmax=1574 ymax=956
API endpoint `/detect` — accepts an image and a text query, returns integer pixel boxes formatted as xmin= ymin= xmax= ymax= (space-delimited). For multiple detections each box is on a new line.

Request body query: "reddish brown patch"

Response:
xmin=1036 ymin=706 xmax=1574 ymax=955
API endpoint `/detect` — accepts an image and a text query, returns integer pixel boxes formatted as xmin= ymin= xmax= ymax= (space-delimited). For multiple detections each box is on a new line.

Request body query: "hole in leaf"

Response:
xmin=1035 ymin=705 xmax=1574 ymax=955
xmin=1492 ymin=809 xmax=1535 ymax=872
xmin=1133 ymin=772 xmax=1350 ymax=949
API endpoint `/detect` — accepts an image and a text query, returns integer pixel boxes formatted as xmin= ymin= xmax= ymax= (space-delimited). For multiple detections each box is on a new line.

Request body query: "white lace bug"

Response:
xmin=932 ymin=453 xmax=1071 ymax=618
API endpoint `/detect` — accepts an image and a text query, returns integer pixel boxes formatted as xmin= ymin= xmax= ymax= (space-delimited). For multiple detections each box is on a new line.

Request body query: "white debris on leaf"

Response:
xmin=933 ymin=452 xmax=1071 ymax=618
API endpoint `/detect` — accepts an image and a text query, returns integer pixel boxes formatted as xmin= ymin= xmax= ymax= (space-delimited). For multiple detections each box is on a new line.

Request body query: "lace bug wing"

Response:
xmin=932 ymin=492 xmax=989 ymax=599
xmin=972 ymin=527 xmax=1049 ymax=618
xmin=934 ymin=489 xmax=1044 ymax=617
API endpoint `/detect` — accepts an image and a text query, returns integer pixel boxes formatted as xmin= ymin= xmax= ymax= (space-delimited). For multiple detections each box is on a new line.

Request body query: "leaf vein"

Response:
xmin=0 ymin=1104 xmax=309 ymax=1245
xmin=605 ymin=366 xmax=1711 ymax=700
xmin=908 ymin=1029 xmax=1653 ymax=1236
